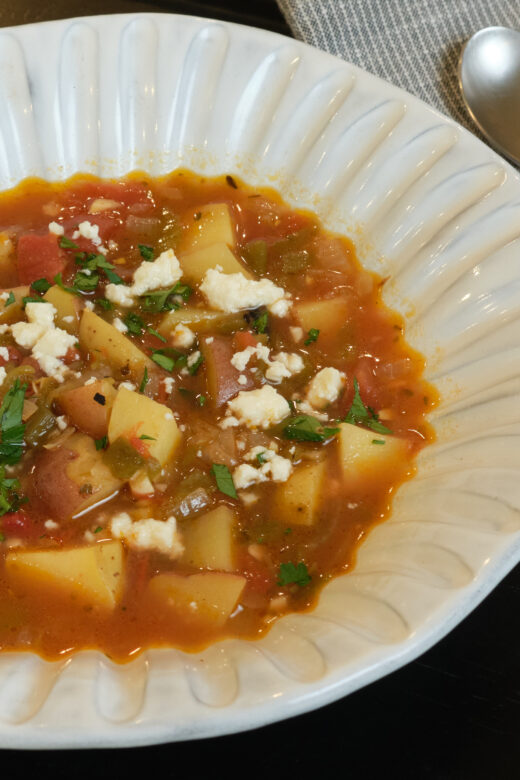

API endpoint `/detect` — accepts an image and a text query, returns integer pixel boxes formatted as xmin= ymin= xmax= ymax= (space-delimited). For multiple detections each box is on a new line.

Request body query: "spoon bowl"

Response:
xmin=459 ymin=26 xmax=520 ymax=165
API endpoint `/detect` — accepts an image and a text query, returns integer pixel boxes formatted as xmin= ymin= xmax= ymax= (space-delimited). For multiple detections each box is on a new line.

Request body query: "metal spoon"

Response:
xmin=459 ymin=26 xmax=520 ymax=165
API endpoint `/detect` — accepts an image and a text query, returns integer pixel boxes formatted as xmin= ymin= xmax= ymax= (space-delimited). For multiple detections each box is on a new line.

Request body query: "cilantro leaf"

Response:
xmin=304 ymin=328 xmax=319 ymax=345
xmin=138 ymin=244 xmax=154 ymax=261
xmin=139 ymin=367 xmax=149 ymax=394
xmin=54 ymin=272 xmax=81 ymax=297
xmin=253 ymin=310 xmax=268 ymax=334
xmin=94 ymin=435 xmax=108 ymax=451
xmin=151 ymin=351 xmax=175 ymax=372
xmin=104 ymin=268 xmax=124 ymax=285
xmin=198 ymin=394 xmax=206 ymax=407
xmin=139 ymin=434 xmax=156 ymax=441
xmin=278 ymin=561 xmax=311 ymax=587
xmin=0 ymin=380 xmax=27 ymax=464
xmin=22 ymin=296 xmax=46 ymax=307
xmin=211 ymin=463 xmax=237 ymax=498
xmin=72 ymin=270 xmax=99 ymax=292
xmin=3 ymin=292 xmax=14 ymax=308
xmin=95 ymin=298 xmax=114 ymax=311
xmin=0 ymin=465 xmax=26 ymax=517
xmin=123 ymin=311 xmax=145 ymax=336
xmin=282 ymin=415 xmax=339 ymax=442
xmin=147 ymin=327 xmax=166 ymax=343
xmin=343 ymin=378 xmax=392 ymax=434
xmin=141 ymin=282 xmax=191 ymax=313
xmin=59 ymin=236 xmax=79 ymax=250
xmin=31 ymin=278 xmax=52 ymax=294
xmin=188 ymin=352 xmax=204 ymax=376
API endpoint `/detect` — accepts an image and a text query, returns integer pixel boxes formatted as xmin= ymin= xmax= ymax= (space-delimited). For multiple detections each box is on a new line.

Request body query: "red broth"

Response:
xmin=0 ymin=171 xmax=436 ymax=660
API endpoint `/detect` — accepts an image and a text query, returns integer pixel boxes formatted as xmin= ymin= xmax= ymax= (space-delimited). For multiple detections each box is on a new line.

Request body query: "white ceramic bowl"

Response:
xmin=0 ymin=12 xmax=519 ymax=748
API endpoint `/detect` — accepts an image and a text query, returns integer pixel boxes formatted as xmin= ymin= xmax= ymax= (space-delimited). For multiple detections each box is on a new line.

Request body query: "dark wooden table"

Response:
xmin=0 ymin=2 xmax=518 ymax=776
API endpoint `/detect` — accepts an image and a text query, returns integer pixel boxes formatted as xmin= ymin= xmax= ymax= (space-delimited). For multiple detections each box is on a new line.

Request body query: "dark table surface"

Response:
xmin=0 ymin=1 xmax=518 ymax=777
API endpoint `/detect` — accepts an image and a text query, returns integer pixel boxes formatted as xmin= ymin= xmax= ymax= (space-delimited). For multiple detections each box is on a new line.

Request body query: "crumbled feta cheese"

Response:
xmin=48 ymin=221 xmax=64 ymax=236
xmin=0 ymin=325 xmax=9 ymax=334
xmin=293 ymin=398 xmax=329 ymax=422
xmin=75 ymin=220 xmax=102 ymax=246
xmin=226 ymin=385 xmax=290 ymax=429
xmin=131 ymin=249 xmax=182 ymax=296
xmin=240 ymin=491 xmax=259 ymax=505
xmin=187 ymin=350 xmax=201 ymax=368
xmin=0 ymin=292 xmax=9 ymax=303
xmin=306 ymin=367 xmax=346 ymax=410
xmin=119 ymin=381 xmax=136 ymax=391
xmin=162 ymin=377 xmax=175 ymax=394
xmin=200 ymin=268 xmax=291 ymax=316
xmin=105 ymin=283 xmax=134 ymax=308
xmin=84 ymin=376 xmax=97 ymax=386
xmin=0 ymin=367 xmax=6 ymax=387
xmin=110 ymin=512 xmax=184 ymax=559
xmin=113 ymin=316 xmax=128 ymax=333
xmin=88 ymin=198 xmax=120 ymax=214
xmin=62 ymin=315 xmax=74 ymax=324
xmin=219 ymin=415 xmax=240 ymax=429
xmin=238 ymin=374 xmax=247 ymax=385
xmin=0 ymin=346 xmax=9 ymax=361
xmin=231 ymin=344 xmax=303 ymax=384
xmin=11 ymin=301 xmax=75 ymax=382
xmin=205 ymin=336 xmax=214 ymax=344
xmin=44 ymin=519 xmax=59 ymax=530
xmin=56 ymin=415 xmax=68 ymax=431
xmin=84 ymin=300 xmax=95 ymax=311
xmin=170 ymin=323 xmax=195 ymax=349
xmin=290 ymin=326 xmax=303 ymax=343
xmin=233 ymin=446 xmax=293 ymax=489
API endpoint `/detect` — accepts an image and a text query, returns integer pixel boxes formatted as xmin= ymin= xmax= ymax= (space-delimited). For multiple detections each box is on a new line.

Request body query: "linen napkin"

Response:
xmin=276 ymin=0 xmax=520 ymax=133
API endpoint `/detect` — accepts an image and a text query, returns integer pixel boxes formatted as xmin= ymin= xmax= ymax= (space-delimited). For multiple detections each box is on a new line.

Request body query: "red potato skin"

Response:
xmin=201 ymin=335 xmax=255 ymax=407
xmin=29 ymin=446 xmax=83 ymax=521
xmin=58 ymin=381 xmax=115 ymax=439
xmin=16 ymin=233 xmax=67 ymax=284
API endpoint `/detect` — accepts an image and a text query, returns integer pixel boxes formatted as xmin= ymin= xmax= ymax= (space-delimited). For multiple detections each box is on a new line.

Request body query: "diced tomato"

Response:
xmin=1 ymin=510 xmax=39 ymax=540
xmin=232 ymin=330 xmax=259 ymax=351
xmin=128 ymin=434 xmax=152 ymax=459
xmin=63 ymin=347 xmax=81 ymax=365
xmin=242 ymin=557 xmax=275 ymax=598
xmin=16 ymin=233 xmax=67 ymax=285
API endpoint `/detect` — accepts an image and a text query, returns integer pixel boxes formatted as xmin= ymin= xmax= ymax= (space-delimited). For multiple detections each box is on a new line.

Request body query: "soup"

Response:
xmin=0 ymin=171 xmax=435 ymax=660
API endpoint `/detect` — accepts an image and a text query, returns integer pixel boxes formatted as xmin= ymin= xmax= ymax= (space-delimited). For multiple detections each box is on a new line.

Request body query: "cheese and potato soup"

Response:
xmin=0 ymin=171 xmax=435 ymax=659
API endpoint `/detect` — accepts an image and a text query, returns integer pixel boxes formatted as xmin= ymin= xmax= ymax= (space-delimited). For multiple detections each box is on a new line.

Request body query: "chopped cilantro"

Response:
xmin=93 ymin=526 xmax=103 ymax=534
xmin=0 ymin=466 xmax=25 ymax=517
xmin=139 ymin=367 xmax=149 ymax=394
xmin=256 ymin=451 xmax=268 ymax=465
xmin=198 ymin=394 xmax=206 ymax=407
xmin=211 ymin=463 xmax=237 ymax=499
xmin=72 ymin=270 xmax=99 ymax=292
xmin=147 ymin=327 xmax=166 ymax=343
xmin=0 ymin=380 xmax=27 ymax=465
xmin=372 ymin=439 xmax=386 ymax=445
xmin=139 ymin=434 xmax=156 ymax=441
xmin=278 ymin=561 xmax=311 ymax=587
xmin=151 ymin=351 xmax=175 ymax=372
xmin=253 ymin=310 xmax=268 ymax=334
xmin=123 ymin=311 xmax=145 ymax=336
xmin=59 ymin=236 xmax=79 ymax=250
xmin=94 ymin=435 xmax=108 ymax=451
xmin=141 ymin=282 xmax=191 ymax=313
xmin=54 ymin=272 xmax=80 ymax=297
xmin=138 ymin=244 xmax=154 ymax=261
xmin=22 ymin=296 xmax=46 ymax=307
xmin=282 ymin=415 xmax=339 ymax=442
xmin=343 ymin=378 xmax=392 ymax=434
xmin=75 ymin=252 xmax=114 ymax=272
xmin=304 ymin=328 xmax=319 ymax=345
xmin=31 ymin=278 xmax=52 ymax=294
xmin=188 ymin=352 xmax=204 ymax=376
xmin=95 ymin=297 xmax=114 ymax=311
xmin=3 ymin=291 xmax=14 ymax=308
xmin=104 ymin=268 xmax=124 ymax=285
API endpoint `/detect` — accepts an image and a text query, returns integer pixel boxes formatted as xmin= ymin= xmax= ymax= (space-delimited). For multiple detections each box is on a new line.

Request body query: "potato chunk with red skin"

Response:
xmin=200 ymin=335 xmax=255 ymax=407
xmin=58 ymin=379 xmax=116 ymax=439
xmin=30 ymin=433 xmax=121 ymax=521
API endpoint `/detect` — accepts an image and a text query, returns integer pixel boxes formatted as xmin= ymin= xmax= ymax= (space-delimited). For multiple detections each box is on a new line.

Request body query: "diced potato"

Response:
xmin=338 ymin=423 xmax=410 ymax=485
xmin=66 ymin=433 xmax=122 ymax=515
xmin=148 ymin=571 xmax=246 ymax=627
xmin=108 ymin=386 xmax=181 ymax=466
xmin=79 ymin=309 xmax=154 ymax=381
xmin=181 ymin=506 xmax=236 ymax=571
xmin=58 ymin=379 xmax=117 ymax=439
xmin=179 ymin=242 xmax=252 ymax=284
xmin=272 ymin=460 xmax=327 ymax=526
xmin=0 ymin=285 xmax=29 ymax=324
xmin=201 ymin=335 xmax=254 ymax=407
xmin=43 ymin=284 xmax=81 ymax=334
xmin=159 ymin=306 xmax=244 ymax=337
xmin=6 ymin=541 xmax=125 ymax=609
xmin=294 ymin=298 xmax=349 ymax=340
xmin=181 ymin=204 xmax=236 ymax=253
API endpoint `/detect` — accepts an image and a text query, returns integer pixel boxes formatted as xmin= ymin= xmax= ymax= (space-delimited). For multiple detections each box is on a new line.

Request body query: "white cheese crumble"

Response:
xmin=187 ymin=350 xmax=201 ymax=368
xmin=306 ymin=367 xmax=346 ymax=410
xmin=162 ymin=377 xmax=175 ymax=394
xmin=290 ymin=326 xmax=303 ymax=343
xmin=170 ymin=323 xmax=195 ymax=349
xmin=205 ymin=336 xmax=214 ymax=344
xmin=119 ymin=381 xmax=136 ymax=392
xmin=233 ymin=446 xmax=293 ymax=489
xmin=110 ymin=512 xmax=184 ymax=559
xmin=73 ymin=220 xmax=102 ymax=246
xmin=200 ymin=268 xmax=292 ymax=316
xmin=225 ymin=385 xmax=290 ymax=430
xmin=44 ymin=519 xmax=59 ymax=530
xmin=84 ymin=376 xmax=97 ymax=386
xmin=48 ymin=221 xmax=64 ymax=236
xmin=62 ymin=315 xmax=74 ymax=324
xmin=84 ymin=300 xmax=95 ymax=311
xmin=56 ymin=415 xmax=68 ymax=431
xmin=0 ymin=346 xmax=9 ymax=361
xmin=11 ymin=301 xmax=76 ymax=382
xmin=113 ymin=316 xmax=128 ymax=333
xmin=231 ymin=344 xmax=303 ymax=384
xmin=105 ymin=249 xmax=182 ymax=307
xmin=0 ymin=293 xmax=8 ymax=303
xmin=0 ymin=367 xmax=6 ymax=387
xmin=237 ymin=374 xmax=247 ymax=385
